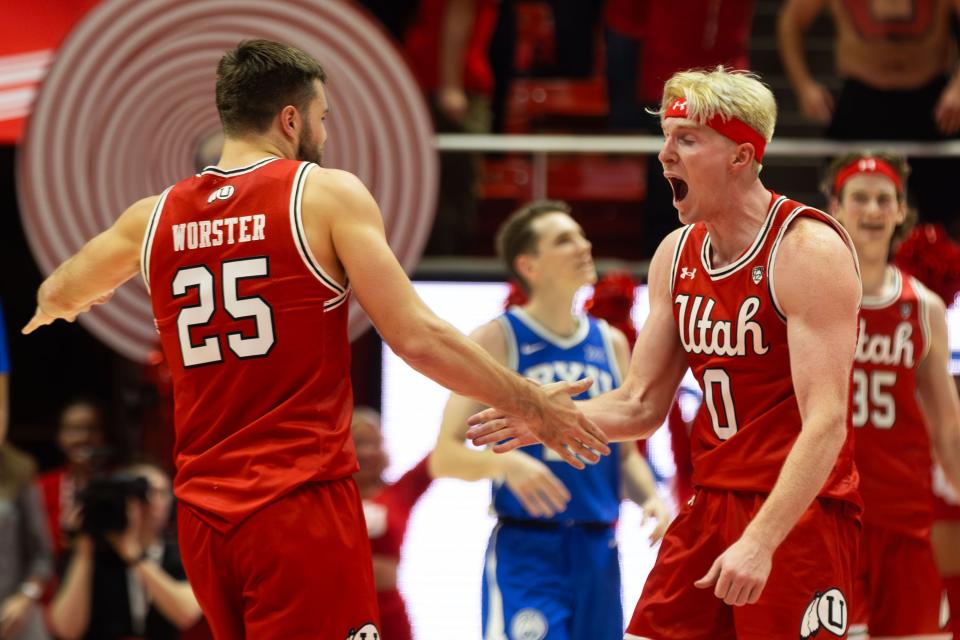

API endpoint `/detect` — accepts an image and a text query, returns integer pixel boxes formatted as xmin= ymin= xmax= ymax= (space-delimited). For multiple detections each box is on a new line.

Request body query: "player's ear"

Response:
xmin=279 ymin=105 xmax=300 ymax=139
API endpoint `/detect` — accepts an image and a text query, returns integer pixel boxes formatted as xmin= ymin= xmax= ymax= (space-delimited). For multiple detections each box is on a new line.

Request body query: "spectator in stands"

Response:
xmin=405 ymin=0 xmax=497 ymax=255
xmin=778 ymin=0 xmax=960 ymax=238
xmin=604 ymin=0 xmax=648 ymax=131
xmin=48 ymin=463 xmax=203 ymax=640
xmin=0 ymin=301 xmax=53 ymax=640
xmin=352 ymin=407 xmax=432 ymax=640
xmin=38 ymin=399 xmax=110 ymax=558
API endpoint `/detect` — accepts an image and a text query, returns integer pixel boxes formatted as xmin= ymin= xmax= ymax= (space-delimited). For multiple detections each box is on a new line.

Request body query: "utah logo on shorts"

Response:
xmin=800 ymin=588 xmax=847 ymax=638
xmin=345 ymin=622 xmax=379 ymax=640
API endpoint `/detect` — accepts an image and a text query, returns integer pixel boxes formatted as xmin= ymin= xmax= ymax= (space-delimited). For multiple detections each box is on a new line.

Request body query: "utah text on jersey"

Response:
xmin=854 ymin=318 xmax=916 ymax=368
xmin=674 ymin=294 xmax=770 ymax=357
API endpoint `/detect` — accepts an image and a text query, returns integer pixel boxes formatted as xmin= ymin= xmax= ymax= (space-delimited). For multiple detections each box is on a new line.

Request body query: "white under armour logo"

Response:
xmin=680 ymin=267 xmax=697 ymax=280
xmin=857 ymin=158 xmax=877 ymax=172
xmin=674 ymin=99 xmax=687 ymax=112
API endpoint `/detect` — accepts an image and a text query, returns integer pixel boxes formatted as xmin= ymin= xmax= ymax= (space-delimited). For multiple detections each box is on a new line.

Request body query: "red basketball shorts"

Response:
xmin=178 ymin=477 xmax=379 ymax=640
xmin=850 ymin=523 xmax=947 ymax=638
xmin=625 ymin=488 xmax=860 ymax=640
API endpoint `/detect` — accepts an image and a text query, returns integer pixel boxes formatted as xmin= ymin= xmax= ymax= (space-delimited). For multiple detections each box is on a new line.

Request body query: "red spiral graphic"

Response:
xmin=17 ymin=0 xmax=438 ymax=362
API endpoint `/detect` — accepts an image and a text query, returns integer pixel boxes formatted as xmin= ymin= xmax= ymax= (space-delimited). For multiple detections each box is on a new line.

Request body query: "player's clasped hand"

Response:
xmin=694 ymin=535 xmax=774 ymax=607
xmin=467 ymin=377 xmax=610 ymax=470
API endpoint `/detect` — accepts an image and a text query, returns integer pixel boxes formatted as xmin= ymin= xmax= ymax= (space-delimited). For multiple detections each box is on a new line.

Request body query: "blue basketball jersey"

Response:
xmin=492 ymin=307 xmax=622 ymax=524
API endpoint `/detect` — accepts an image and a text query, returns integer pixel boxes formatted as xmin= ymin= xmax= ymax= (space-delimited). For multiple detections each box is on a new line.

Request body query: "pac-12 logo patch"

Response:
xmin=800 ymin=588 xmax=847 ymax=638
xmin=510 ymin=608 xmax=548 ymax=640
xmin=345 ymin=622 xmax=379 ymax=640
xmin=752 ymin=265 xmax=764 ymax=284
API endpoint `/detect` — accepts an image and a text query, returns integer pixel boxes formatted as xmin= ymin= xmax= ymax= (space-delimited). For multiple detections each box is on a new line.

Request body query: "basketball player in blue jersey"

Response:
xmin=430 ymin=200 xmax=670 ymax=640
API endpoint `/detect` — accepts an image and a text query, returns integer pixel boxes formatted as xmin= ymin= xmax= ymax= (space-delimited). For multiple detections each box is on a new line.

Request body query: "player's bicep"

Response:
xmin=622 ymin=230 xmax=688 ymax=402
xmin=327 ymin=180 xmax=435 ymax=342
xmin=777 ymin=221 xmax=860 ymax=423
xmin=74 ymin=196 xmax=156 ymax=291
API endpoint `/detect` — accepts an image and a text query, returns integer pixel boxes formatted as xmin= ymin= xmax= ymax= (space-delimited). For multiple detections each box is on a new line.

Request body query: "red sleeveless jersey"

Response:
xmin=854 ymin=267 xmax=934 ymax=537
xmin=143 ymin=157 xmax=356 ymax=532
xmin=670 ymin=194 xmax=861 ymax=506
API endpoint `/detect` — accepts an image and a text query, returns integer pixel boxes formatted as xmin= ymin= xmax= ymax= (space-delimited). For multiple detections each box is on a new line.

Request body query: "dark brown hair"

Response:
xmin=215 ymin=40 xmax=326 ymax=136
xmin=496 ymin=200 xmax=572 ymax=291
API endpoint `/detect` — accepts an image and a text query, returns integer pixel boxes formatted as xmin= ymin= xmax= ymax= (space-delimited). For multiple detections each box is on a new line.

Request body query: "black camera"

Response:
xmin=79 ymin=474 xmax=149 ymax=537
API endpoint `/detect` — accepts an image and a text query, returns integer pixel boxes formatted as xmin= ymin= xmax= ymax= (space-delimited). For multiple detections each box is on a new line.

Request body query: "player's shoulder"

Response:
xmin=469 ymin=317 xmax=511 ymax=364
xmin=302 ymin=168 xmax=377 ymax=216
xmin=779 ymin=212 xmax=849 ymax=258
xmin=910 ymin=276 xmax=947 ymax=315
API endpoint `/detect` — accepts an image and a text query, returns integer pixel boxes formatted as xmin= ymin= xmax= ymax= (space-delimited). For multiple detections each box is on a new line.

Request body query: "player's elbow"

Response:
xmin=427 ymin=444 xmax=452 ymax=479
xmin=390 ymin=315 xmax=450 ymax=367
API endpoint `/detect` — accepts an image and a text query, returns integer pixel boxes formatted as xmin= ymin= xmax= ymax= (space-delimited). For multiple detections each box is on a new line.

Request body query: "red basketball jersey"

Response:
xmin=854 ymin=267 xmax=934 ymax=537
xmin=143 ymin=157 xmax=357 ymax=532
xmin=671 ymin=194 xmax=861 ymax=505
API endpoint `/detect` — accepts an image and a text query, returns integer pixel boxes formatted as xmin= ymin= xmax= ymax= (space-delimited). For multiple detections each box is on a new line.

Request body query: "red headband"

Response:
xmin=833 ymin=157 xmax=903 ymax=195
xmin=664 ymin=97 xmax=768 ymax=162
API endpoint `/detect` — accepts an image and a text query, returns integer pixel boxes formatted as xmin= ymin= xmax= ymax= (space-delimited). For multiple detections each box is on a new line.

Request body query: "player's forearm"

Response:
xmin=134 ymin=561 xmax=203 ymax=630
xmin=578 ymin=384 xmax=666 ymax=441
xmin=933 ymin=425 xmax=960 ymax=496
xmin=741 ymin=412 xmax=847 ymax=551
xmin=429 ymin=438 xmax=508 ymax=481
xmin=620 ymin=449 xmax=659 ymax=504
xmin=37 ymin=235 xmax=136 ymax=315
xmin=396 ymin=318 xmax=541 ymax=423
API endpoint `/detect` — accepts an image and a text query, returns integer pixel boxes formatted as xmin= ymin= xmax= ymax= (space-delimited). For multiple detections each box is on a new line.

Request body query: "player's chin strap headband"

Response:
xmin=833 ymin=157 xmax=903 ymax=195
xmin=664 ymin=97 xmax=768 ymax=163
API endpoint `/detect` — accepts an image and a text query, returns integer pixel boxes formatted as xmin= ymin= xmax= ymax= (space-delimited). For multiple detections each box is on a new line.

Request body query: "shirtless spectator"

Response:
xmin=778 ymin=0 xmax=960 ymax=237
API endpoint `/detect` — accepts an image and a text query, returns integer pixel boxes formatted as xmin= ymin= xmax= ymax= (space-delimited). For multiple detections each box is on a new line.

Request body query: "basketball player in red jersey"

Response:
xmin=20 ymin=40 xmax=609 ymax=639
xmin=468 ymin=67 xmax=864 ymax=638
xmin=823 ymin=153 xmax=960 ymax=639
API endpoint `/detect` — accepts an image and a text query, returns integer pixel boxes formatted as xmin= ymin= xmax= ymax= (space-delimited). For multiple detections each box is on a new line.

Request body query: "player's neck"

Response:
xmin=522 ymin=289 xmax=579 ymax=337
xmin=215 ymin=136 xmax=288 ymax=170
xmin=860 ymin=261 xmax=893 ymax=298
xmin=703 ymin=183 xmax=772 ymax=269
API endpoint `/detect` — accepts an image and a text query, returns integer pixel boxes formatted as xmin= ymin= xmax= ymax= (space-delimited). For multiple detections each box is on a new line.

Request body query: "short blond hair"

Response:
xmin=655 ymin=67 xmax=777 ymax=144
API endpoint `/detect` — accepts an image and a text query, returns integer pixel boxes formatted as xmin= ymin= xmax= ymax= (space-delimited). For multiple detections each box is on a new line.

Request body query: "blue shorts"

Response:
xmin=481 ymin=520 xmax=623 ymax=640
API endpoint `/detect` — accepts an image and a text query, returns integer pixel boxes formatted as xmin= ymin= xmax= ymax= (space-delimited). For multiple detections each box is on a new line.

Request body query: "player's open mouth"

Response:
xmin=667 ymin=177 xmax=688 ymax=202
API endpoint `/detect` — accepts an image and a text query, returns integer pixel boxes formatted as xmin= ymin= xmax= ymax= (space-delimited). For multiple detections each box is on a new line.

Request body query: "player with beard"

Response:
xmin=823 ymin=152 xmax=960 ymax=639
xmin=21 ymin=40 xmax=609 ymax=639
xmin=467 ymin=67 xmax=865 ymax=637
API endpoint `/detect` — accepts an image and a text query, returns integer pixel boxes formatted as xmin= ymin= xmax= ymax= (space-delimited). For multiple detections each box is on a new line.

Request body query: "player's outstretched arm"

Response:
xmin=22 ymin=196 xmax=156 ymax=334
xmin=429 ymin=321 xmax=572 ymax=516
xmin=696 ymin=218 xmax=860 ymax=606
xmin=917 ymin=287 xmax=960 ymax=494
xmin=311 ymin=169 xmax=609 ymax=468
xmin=467 ymin=228 xmax=688 ymax=448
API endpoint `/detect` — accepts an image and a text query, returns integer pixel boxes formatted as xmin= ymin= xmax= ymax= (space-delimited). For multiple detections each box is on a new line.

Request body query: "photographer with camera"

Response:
xmin=48 ymin=464 xmax=202 ymax=640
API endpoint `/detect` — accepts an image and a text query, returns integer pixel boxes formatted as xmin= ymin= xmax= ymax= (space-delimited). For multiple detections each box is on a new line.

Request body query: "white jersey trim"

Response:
xmin=509 ymin=306 xmax=590 ymax=349
xmin=913 ymin=276 xmax=933 ymax=363
xmin=861 ymin=266 xmax=903 ymax=309
xmin=700 ymin=195 xmax=786 ymax=280
xmin=483 ymin=524 xmax=508 ymax=640
xmin=139 ymin=186 xmax=173 ymax=294
xmin=670 ymin=225 xmax=694 ymax=296
xmin=596 ymin=319 xmax=623 ymax=387
xmin=197 ymin=156 xmax=279 ymax=177
xmin=496 ymin=315 xmax=519 ymax=371
xmin=767 ymin=206 xmax=861 ymax=323
xmin=288 ymin=162 xmax=349 ymax=299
